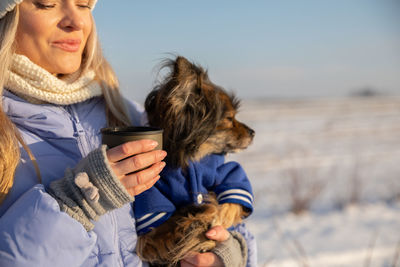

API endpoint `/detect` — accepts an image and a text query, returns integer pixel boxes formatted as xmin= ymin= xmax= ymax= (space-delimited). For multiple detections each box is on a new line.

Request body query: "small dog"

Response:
xmin=134 ymin=56 xmax=255 ymax=266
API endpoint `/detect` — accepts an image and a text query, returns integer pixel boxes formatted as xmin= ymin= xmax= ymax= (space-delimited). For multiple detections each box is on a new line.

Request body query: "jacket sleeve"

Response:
xmin=214 ymin=161 xmax=254 ymax=214
xmin=0 ymin=184 xmax=97 ymax=267
xmin=134 ymin=186 xmax=176 ymax=235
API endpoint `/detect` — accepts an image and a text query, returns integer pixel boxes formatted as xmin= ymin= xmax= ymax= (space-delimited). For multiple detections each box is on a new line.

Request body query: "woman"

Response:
xmin=0 ymin=0 xmax=255 ymax=266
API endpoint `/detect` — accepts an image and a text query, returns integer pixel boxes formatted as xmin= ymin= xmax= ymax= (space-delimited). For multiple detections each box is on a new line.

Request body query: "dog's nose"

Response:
xmin=248 ymin=128 xmax=255 ymax=137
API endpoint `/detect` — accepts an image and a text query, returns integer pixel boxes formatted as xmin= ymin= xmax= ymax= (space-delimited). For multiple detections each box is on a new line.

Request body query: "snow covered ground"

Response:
xmin=226 ymin=96 xmax=400 ymax=267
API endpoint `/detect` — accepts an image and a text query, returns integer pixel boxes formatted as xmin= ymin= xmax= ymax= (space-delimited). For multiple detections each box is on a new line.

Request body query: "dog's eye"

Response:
xmin=226 ymin=116 xmax=234 ymax=122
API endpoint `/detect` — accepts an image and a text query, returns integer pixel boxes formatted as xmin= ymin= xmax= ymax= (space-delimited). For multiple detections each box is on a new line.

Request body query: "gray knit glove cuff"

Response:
xmin=49 ymin=145 xmax=134 ymax=231
xmin=212 ymin=231 xmax=248 ymax=267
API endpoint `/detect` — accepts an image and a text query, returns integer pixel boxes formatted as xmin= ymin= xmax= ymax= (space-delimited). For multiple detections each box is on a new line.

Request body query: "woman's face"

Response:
xmin=15 ymin=0 xmax=93 ymax=75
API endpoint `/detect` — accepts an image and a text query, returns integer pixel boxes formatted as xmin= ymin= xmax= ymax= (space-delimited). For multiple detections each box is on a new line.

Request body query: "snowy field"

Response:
xmin=226 ymin=96 xmax=400 ymax=267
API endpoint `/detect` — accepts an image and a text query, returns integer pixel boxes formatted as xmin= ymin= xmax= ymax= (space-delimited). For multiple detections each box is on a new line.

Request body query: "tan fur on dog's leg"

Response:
xmin=217 ymin=203 xmax=247 ymax=228
xmin=136 ymin=202 xmax=221 ymax=266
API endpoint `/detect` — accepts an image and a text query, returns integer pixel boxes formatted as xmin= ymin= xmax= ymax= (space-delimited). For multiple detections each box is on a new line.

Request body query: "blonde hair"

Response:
xmin=0 ymin=7 xmax=131 ymax=204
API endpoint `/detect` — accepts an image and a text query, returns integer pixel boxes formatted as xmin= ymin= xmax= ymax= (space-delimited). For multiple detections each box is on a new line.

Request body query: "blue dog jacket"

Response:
xmin=134 ymin=154 xmax=253 ymax=234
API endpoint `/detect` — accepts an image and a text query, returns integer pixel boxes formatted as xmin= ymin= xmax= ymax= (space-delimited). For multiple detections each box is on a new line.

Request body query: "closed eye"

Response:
xmin=34 ymin=1 xmax=91 ymax=9
xmin=77 ymin=4 xmax=91 ymax=9
xmin=77 ymin=0 xmax=91 ymax=9
xmin=34 ymin=2 xmax=56 ymax=9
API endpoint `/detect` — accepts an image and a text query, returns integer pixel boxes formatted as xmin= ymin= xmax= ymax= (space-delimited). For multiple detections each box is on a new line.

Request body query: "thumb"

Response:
xmin=205 ymin=225 xmax=230 ymax=242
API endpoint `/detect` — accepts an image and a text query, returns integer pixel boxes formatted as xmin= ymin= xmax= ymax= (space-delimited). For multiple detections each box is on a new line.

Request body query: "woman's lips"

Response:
xmin=51 ymin=39 xmax=81 ymax=52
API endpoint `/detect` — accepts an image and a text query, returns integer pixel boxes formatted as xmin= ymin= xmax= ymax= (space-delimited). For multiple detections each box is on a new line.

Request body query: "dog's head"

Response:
xmin=145 ymin=56 xmax=254 ymax=169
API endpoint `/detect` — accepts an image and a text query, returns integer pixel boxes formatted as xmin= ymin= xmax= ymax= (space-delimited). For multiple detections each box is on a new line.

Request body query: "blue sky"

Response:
xmin=93 ymin=1 xmax=400 ymax=102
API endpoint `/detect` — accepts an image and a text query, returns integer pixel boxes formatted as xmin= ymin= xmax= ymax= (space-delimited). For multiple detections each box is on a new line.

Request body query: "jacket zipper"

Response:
xmin=63 ymin=105 xmax=91 ymax=157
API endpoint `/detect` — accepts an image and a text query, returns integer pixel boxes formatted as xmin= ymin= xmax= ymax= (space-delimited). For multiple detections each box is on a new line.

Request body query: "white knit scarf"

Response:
xmin=5 ymin=54 xmax=103 ymax=105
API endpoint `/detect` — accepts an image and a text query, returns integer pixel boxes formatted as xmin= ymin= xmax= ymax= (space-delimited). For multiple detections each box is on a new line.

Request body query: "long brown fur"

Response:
xmin=137 ymin=56 xmax=254 ymax=266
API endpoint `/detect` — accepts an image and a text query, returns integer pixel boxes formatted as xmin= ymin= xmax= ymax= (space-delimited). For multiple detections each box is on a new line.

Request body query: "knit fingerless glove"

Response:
xmin=49 ymin=145 xmax=134 ymax=231
xmin=212 ymin=231 xmax=248 ymax=267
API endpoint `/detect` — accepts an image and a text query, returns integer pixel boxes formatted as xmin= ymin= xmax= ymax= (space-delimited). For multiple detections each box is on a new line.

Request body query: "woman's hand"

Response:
xmin=180 ymin=226 xmax=230 ymax=267
xmin=106 ymin=140 xmax=167 ymax=196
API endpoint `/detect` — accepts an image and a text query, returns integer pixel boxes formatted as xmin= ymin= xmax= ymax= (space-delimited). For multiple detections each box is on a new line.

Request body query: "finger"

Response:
xmin=106 ymin=139 xmax=159 ymax=163
xmin=120 ymin=161 xmax=165 ymax=189
xmin=125 ymin=175 xmax=160 ymax=197
xmin=182 ymin=252 xmax=221 ymax=267
xmin=112 ymin=150 xmax=167 ymax=177
xmin=133 ymin=175 xmax=160 ymax=196
xmin=205 ymin=225 xmax=230 ymax=242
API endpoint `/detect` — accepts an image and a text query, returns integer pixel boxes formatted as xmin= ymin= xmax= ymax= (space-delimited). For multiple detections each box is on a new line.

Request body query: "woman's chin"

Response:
xmin=51 ymin=61 xmax=82 ymax=76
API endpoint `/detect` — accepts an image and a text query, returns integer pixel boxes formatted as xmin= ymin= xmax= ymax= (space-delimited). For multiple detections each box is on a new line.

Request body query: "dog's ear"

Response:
xmin=174 ymin=56 xmax=195 ymax=80
xmin=169 ymin=56 xmax=208 ymax=106
xmin=173 ymin=56 xmax=211 ymax=99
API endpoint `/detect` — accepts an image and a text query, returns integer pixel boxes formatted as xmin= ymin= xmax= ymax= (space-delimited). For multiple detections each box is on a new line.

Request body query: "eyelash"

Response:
xmin=77 ymin=5 xmax=91 ymax=9
xmin=33 ymin=2 xmax=91 ymax=10
xmin=34 ymin=2 xmax=55 ymax=9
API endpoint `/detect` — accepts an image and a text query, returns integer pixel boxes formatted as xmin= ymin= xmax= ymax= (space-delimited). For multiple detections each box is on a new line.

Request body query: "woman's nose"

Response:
xmin=59 ymin=6 xmax=85 ymax=31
